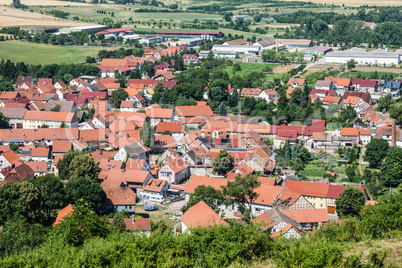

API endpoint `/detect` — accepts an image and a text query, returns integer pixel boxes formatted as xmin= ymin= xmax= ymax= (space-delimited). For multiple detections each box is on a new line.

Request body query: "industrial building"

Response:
xmin=325 ymin=48 xmax=402 ymax=66
xmin=158 ymin=30 xmax=222 ymax=40
xmin=212 ymin=45 xmax=262 ymax=55
xmin=59 ymin=25 xmax=108 ymax=34
xmin=97 ymin=27 xmax=133 ymax=37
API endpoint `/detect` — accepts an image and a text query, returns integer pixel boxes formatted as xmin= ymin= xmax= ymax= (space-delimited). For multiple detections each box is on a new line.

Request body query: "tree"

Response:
xmin=291 ymin=143 xmax=300 ymax=161
xmin=299 ymin=146 xmax=311 ymax=163
xmin=54 ymin=202 xmax=109 ymax=246
xmin=65 ymin=178 xmax=106 ymax=209
xmin=380 ymin=147 xmax=402 ymax=186
xmin=218 ymin=102 xmax=227 ymax=116
xmin=221 ymin=173 xmax=261 ymax=222
xmin=339 ymin=105 xmax=356 ymax=123
xmin=346 ymin=59 xmax=357 ymax=71
xmin=335 ymin=187 xmax=365 ymax=218
xmin=51 ymin=104 xmax=61 ymax=112
xmin=292 ymin=158 xmax=304 ymax=172
xmin=0 ymin=113 xmax=9 ymax=129
xmin=284 ymin=141 xmax=291 ymax=162
xmin=182 ymin=185 xmax=224 ymax=213
xmin=30 ymin=174 xmax=66 ymax=222
xmin=389 ymin=103 xmax=402 ymax=125
xmin=363 ymin=139 xmax=390 ymax=168
xmin=17 ymin=181 xmax=45 ymax=224
xmin=261 ymin=49 xmax=276 ymax=62
xmin=110 ymin=88 xmax=128 ymax=108
xmin=345 ymin=166 xmax=357 ymax=181
xmin=376 ymin=94 xmax=392 ymax=112
xmin=212 ymin=150 xmax=234 ymax=175
xmin=142 ymin=61 xmax=155 ymax=77
xmin=360 ymin=191 xmax=402 ymax=238
xmin=56 ymin=150 xmax=82 ymax=180
xmin=69 ymin=155 xmax=100 ymax=182
xmin=174 ymin=57 xmax=185 ymax=71
xmin=232 ymin=63 xmax=242 ymax=72
xmin=9 ymin=143 xmax=19 ymax=153
xmin=112 ymin=212 xmax=127 ymax=233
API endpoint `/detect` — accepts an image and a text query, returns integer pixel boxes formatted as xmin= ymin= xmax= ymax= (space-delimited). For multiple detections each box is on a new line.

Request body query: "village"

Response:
xmin=0 ymin=36 xmax=401 ymax=236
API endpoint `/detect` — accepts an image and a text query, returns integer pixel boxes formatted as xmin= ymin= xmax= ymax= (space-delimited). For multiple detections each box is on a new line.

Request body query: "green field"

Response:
xmin=0 ymin=41 xmax=116 ymax=65
xmin=223 ymin=62 xmax=280 ymax=78
xmin=298 ymin=167 xmax=327 ymax=178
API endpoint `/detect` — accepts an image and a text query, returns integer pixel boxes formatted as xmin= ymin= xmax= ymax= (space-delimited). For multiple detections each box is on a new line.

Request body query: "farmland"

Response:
xmin=0 ymin=41 xmax=115 ymax=65
xmin=223 ymin=63 xmax=280 ymax=78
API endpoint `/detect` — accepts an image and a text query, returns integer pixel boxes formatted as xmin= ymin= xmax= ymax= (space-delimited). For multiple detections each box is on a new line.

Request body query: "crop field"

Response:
xmin=0 ymin=41 xmax=115 ymax=65
xmin=280 ymin=0 xmax=402 ymax=6
xmin=0 ymin=0 xmax=90 ymax=6
xmin=0 ymin=6 xmax=93 ymax=27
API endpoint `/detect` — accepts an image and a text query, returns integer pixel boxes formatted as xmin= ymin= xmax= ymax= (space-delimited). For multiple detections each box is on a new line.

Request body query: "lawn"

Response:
xmin=0 ymin=41 xmax=116 ymax=65
xmin=341 ymin=71 xmax=402 ymax=80
xmin=298 ymin=166 xmax=327 ymax=178
xmin=223 ymin=62 xmax=280 ymax=78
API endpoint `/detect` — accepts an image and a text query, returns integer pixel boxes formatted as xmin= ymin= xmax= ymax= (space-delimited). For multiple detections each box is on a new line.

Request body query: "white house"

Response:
xmin=114 ymin=141 xmax=149 ymax=161
xmin=158 ymin=156 xmax=188 ymax=184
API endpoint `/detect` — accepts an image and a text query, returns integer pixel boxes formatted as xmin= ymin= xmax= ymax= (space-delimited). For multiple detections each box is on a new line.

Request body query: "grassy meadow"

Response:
xmin=0 ymin=41 xmax=115 ymax=65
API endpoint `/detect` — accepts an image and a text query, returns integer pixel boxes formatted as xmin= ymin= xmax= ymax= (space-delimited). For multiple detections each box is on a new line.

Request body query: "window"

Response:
xmin=321 ymin=204 xmax=323 ymax=207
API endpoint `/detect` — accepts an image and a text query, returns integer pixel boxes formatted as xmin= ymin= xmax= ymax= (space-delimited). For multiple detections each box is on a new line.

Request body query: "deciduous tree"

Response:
xmin=363 ymin=139 xmax=389 ymax=168
xmin=335 ymin=187 xmax=365 ymax=218
xmin=212 ymin=150 xmax=234 ymax=175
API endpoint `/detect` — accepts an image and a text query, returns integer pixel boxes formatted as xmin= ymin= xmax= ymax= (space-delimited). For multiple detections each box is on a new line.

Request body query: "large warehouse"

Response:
xmin=158 ymin=30 xmax=222 ymax=40
xmin=325 ymin=48 xmax=402 ymax=66
xmin=59 ymin=25 xmax=108 ymax=34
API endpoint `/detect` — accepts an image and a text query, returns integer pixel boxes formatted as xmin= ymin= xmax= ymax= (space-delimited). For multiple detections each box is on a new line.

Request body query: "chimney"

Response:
xmin=391 ymin=120 xmax=396 ymax=147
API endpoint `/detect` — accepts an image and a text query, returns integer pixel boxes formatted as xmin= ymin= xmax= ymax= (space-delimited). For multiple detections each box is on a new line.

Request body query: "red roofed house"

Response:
xmin=141 ymin=178 xmax=169 ymax=202
xmin=154 ymin=135 xmax=177 ymax=153
xmin=0 ymin=149 xmax=21 ymax=171
xmin=176 ymin=104 xmax=213 ymax=119
xmin=123 ymin=218 xmax=151 ymax=232
xmin=282 ymin=209 xmax=329 ymax=231
xmin=240 ymin=88 xmax=262 ymax=98
xmin=284 ymin=180 xmax=330 ymax=209
xmin=288 ymin=78 xmax=306 ymax=88
xmin=362 ymin=22 xmax=376 ymax=30
xmin=183 ymin=54 xmax=202 ymax=65
xmin=181 ymin=201 xmax=228 ymax=233
xmin=25 ymin=161 xmax=47 ymax=176
xmin=351 ymin=79 xmax=378 ymax=93
xmin=31 ymin=147 xmax=50 ymax=162
xmin=103 ymin=185 xmax=136 ymax=214
xmin=52 ymin=140 xmax=73 ymax=155
xmin=159 ymin=156 xmax=188 ymax=184
xmin=254 ymin=208 xmax=302 ymax=239
xmin=146 ymin=108 xmax=174 ymax=126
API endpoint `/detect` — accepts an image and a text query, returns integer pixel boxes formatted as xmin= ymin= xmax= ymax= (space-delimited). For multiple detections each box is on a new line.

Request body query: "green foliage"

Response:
xmin=335 ymin=187 xmax=365 ymax=219
xmin=360 ymin=192 xmax=402 ymax=238
xmin=54 ymin=203 xmax=109 ymax=246
xmin=112 ymin=212 xmax=127 ymax=233
xmin=69 ymin=154 xmax=100 ymax=182
xmin=9 ymin=142 xmax=19 ymax=152
xmin=56 ymin=150 xmax=83 ymax=180
xmin=0 ymin=181 xmax=45 ymax=224
xmin=31 ymin=174 xmax=66 ymax=221
xmin=380 ymin=146 xmax=402 ymax=186
xmin=221 ymin=173 xmax=261 ymax=222
xmin=364 ymin=139 xmax=390 ymax=168
xmin=347 ymin=59 xmax=357 ymax=71
xmin=389 ymin=102 xmax=402 ymax=125
xmin=65 ymin=178 xmax=106 ymax=209
xmin=182 ymin=185 xmax=224 ymax=213
xmin=218 ymin=102 xmax=227 ymax=116
xmin=0 ymin=113 xmax=9 ymax=129
xmin=212 ymin=150 xmax=234 ymax=175
xmin=110 ymin=88 xmax=129 ymax=108
xmin=0 ymin=217 xmax=47 ymax=258
xmin=376 ymin=94 xmax=393 ymax=112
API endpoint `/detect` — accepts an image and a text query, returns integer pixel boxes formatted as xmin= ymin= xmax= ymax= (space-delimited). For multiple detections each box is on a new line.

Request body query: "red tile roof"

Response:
xmin=2 ymin=150 xmax=20 ymax=165
xmin=52 ymin=140 xmax=72 ymax=153
xmin=180 ymin=201 xmax=228 ymax=228
xmin=124 ymin=218 xmax=151 ymax=231
xmin=185 ymin=175 xmax=228 ymax=194
xmin=155 ymin=121 xmax=184 ymax=133
xmin=54 ymin=204 xmax=74 ymax=226
xmin=103 ymin=187 xmax=136 ymax=206
xmin=282 ymin=209 xmax=329 ymax=224
xmin=176 ymin=105 xmax=213 ymax=117
xmin=285 ymin=180 xmax=330 ymax=197
xmin=145 ymin=108 xmax=173 ymax=119
xmin=31 ymin=147 xmax=50 ymax=157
